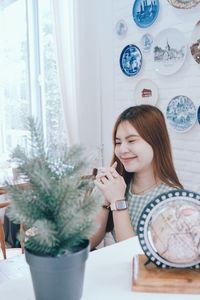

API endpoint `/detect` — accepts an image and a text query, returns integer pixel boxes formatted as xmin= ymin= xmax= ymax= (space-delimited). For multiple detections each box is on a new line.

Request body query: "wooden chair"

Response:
xmin=81 ymin=168 xmax=98 ymax=197
xmin=0 ymin=201 xmax=9 ymax=259
xmin=0 ymin=195 xmax=24 ymax=260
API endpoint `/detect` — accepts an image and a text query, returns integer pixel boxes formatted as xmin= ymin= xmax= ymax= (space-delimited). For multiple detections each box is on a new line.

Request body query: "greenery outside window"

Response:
xmin=0 ymin=0 xmax=67 ymax=165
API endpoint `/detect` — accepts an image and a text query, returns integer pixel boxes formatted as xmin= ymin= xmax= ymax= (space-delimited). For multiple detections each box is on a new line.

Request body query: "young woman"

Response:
xmin=90 ymin=105 xmax=183 ymax=249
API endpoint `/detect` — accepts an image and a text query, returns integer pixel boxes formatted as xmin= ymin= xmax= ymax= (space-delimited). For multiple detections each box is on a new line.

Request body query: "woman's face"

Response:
xmin=114 ymin=121 xmax=154 ymax=174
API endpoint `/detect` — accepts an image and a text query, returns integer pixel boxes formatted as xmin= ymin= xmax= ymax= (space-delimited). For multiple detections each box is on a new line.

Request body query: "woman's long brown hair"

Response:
xmin=111 ymin=105 xmax=183 ymax=188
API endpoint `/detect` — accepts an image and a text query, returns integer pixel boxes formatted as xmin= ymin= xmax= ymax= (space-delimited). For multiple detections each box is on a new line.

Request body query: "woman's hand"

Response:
xmin=94 ymin=162 xmax=126 ymax=204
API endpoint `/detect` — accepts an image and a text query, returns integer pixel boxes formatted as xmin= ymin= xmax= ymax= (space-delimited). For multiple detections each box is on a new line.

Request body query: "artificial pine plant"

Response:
xmin=6 ymin=117 xmax=101 ymax=257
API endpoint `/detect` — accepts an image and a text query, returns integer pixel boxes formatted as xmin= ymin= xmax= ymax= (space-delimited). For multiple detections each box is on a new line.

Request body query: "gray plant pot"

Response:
xmin=25 ymin=240 xmax=90 ymax=300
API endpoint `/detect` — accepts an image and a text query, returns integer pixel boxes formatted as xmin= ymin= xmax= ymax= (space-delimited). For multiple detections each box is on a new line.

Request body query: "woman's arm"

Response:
xmin=112 ymin=209 xmax=135 ymax=242
xmin=90 ymin=206 xmax=110 ymax=250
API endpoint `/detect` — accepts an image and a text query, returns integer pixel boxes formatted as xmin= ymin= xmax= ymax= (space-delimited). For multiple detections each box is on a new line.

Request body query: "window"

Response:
xmin=0 ymin=0 xmax=67 ymax=161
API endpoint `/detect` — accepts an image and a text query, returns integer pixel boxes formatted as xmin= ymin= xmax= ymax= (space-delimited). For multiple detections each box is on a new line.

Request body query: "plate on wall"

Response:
xmin=132 ymin=0 xmax=159 ymax=28
xmin=115 ymin=19 xmax=128 ymax=39
xmin=152 ymin=28 xmax=187 ymax=75
xmin=140 ymin=33 xmax=153 ymax=52
xmin=120 ymin=44 xmax=142 ymax=77
xmin=133 ymin=78 xmax=158 ymax=106
xmin=167 ymin=0 xmax=200 ymax=9
xmin=166 ymin=95 xmax=196 ymax=132
xmin=190 ymin=20 xmax=200 ymax=64
xmin=137 ymin=190 xmax=200 ymax=268
xmin=198 ymin=106 xmax=200 ymax=124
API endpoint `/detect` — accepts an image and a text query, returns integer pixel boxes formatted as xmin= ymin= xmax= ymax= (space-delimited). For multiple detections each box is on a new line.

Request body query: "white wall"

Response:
xmin=74 ymin=0 xmax=102 ymax=161
xmin=76 ymin=0 xmax=200 ymax=191
xmin=98 ymin=0 xmax=200 ymax=192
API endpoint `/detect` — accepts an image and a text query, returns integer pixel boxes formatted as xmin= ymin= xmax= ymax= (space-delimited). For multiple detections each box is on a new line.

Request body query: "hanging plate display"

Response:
xmin=137 ymin=190 xmax=200 ymax=268
xmin=152 ymin=28 xmax=187 ymax=75
xmin=115 ymin=19 xmax=128 ymax=39
xmin=132 ymin=0 xmax=159 ymax=28
xmin=140 ymin=33 xmax=153 ymax=52
xmin=133 ymin=78 xmax=158 ymax=106
xmin=167 ymin=0 xmax=200 ymax=9
xmin=190 ymin=20 xmax=200 ymax=64
xmin=120 ymin=44 xmax=142 ymax=77
xmin=198 ymin=106 xmax=200 ymax=125
xmin=166 ymin=95 xmax=196 ymax=132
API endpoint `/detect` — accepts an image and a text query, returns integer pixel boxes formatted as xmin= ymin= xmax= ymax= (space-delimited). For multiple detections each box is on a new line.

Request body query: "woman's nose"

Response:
xmin=119 ymin=142 xmax=129 ymax=153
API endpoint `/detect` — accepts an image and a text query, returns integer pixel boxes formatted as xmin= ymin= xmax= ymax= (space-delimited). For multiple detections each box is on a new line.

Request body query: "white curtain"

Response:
xmin=51 ymin=0 xmax=79 ymax=145
xmin=0 ymin=1 xmax=5 ymax=155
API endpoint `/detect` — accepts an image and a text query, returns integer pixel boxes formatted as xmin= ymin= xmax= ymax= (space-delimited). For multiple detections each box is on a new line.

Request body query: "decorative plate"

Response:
xmin=132 ymin=0 xmax=159 ymax=28
xmin=133 ymin=78 xmax=158 ymax=106
xmin=120 ymin=44 xmax=142 ymax=77
xmin=152 ymin=28 xmax=187 ymax=76
xmin=167 ymin=0 xmax=200 ymax=9
xmin=190 ymin=20 xmax=200 ymax=64
xmin=166 ymin=95 xmax=196 ymax=132
xmin=137 ymin=190 xmax=200 ymax=268
xmin=140 ymin=33 xmax=153 ymax=52
xmin=198 ymin=106 xmax=200 ymax=124
xmin=115 ymin=19 xmax=128 ymax=39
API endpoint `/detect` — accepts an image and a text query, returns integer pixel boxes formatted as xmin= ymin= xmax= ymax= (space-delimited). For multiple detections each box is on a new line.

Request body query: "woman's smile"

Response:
xmin=120 ymin=156 xmax=137 ymax=163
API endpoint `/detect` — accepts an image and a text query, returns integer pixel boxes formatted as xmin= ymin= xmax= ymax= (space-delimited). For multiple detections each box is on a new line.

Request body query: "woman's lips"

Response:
xmin=121 ymin=156 xmax=137 ymax=163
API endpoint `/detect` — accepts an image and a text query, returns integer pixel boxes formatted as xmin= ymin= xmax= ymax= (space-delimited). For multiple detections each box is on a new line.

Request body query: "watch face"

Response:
xmin=116 ymin=200 xmax=127 ymax=210
xmin=137 ymin=190 xmax=200 ymax=268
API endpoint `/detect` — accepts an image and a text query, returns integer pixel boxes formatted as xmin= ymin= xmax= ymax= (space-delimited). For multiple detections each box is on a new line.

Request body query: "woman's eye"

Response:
xmin=128 ymin=140 xmax=135 ymax=143
xmin=115 ymin=142 xmax=121 ymax=145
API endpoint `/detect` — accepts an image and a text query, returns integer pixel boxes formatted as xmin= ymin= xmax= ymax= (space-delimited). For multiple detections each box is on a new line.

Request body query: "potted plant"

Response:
xmin=5 ymin=118 xmax=101 ymax=300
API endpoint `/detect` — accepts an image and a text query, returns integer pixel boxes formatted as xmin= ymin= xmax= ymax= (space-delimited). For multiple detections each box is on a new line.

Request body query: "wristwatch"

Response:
xmin=110 ymin=199 xmax=127 ymax=211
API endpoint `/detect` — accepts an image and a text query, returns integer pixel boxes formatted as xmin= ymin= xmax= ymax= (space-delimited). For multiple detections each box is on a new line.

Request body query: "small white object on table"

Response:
xmin=0 ymin=237 xmax=199 ymax=300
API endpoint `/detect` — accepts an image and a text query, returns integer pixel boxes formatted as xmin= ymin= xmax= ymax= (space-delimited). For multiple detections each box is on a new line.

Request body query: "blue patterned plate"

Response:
xmin=198 ymin=106 xmax=200 ymax=124
xmin=132 ymin=0 xmax=159 ymax=28
xmin=115 ymin=19 xmax=128 ymax=39
xmin=166 ymin=95 xmax=196 ymax=132
xmin=120 ymin=44 xmax=142 ymax=77
xmin=140 ymin=33 xmax=153 ymax=52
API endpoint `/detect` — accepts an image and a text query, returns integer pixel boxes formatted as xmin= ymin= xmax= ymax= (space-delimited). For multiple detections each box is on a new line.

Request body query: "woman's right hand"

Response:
xmin=94 ymin=162 xmax=126 ymax=205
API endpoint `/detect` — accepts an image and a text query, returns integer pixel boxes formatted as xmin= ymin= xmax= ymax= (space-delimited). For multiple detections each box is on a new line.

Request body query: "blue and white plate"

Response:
xmin=132 ymin=0 xmax=159 ymax=28
xmin=115 ymin=19 xmax=128 ymax=39
xmin=120 ymin=44 xmax=142 ymax=77
xmin=198 ymin=106 xmax=200 ymax=125
xmin=152 ymin=28 xmax=187 ymax=75
xmin=166 ymin=95 xmax=197 ymax=132
xmin=140 ymin=33 xmax=153 ymax=52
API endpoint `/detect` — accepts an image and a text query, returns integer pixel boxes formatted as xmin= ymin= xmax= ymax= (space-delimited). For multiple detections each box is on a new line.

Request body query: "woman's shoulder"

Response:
xmin=148 ymin=182 xmax=174 ymax=199
xmin=156 ymin=182 xmax=179 ymax=195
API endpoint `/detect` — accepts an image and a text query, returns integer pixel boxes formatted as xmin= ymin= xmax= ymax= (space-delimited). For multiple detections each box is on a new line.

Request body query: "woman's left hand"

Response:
xmin=94 ymin=164 xmax=126 ymax=204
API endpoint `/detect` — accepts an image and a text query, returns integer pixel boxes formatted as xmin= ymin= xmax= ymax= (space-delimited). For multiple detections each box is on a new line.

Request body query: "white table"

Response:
xmin=0 ymin=237 xmax=199 ymax=300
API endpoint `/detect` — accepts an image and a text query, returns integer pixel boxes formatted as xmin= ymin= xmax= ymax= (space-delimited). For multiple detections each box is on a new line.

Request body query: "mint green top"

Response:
xmin=126 ymin=182 xmax=173 ymax=233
